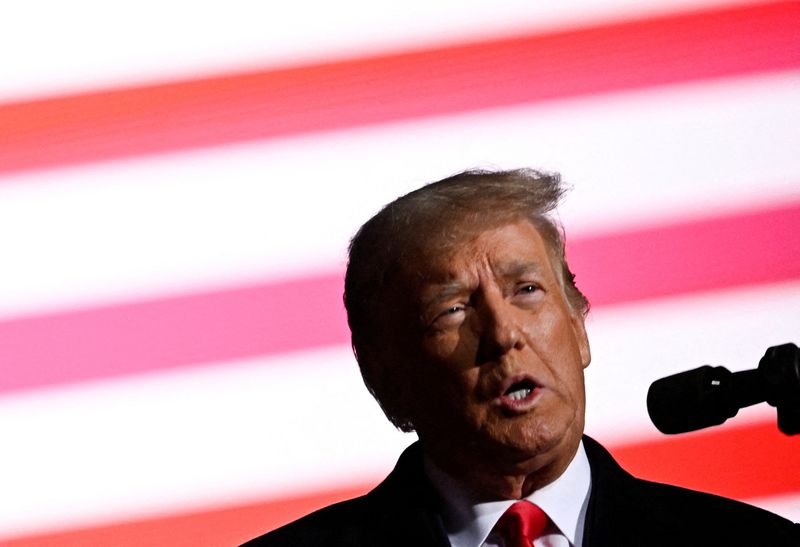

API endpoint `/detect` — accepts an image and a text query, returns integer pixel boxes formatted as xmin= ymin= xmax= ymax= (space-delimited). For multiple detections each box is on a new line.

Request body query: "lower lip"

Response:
xmin=493 ymin=387 xmax=542 ymax=413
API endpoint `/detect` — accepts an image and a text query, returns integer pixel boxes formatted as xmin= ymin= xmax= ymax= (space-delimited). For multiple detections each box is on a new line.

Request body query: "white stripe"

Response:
xmin=0 ymin=0 xmax=767 ymax=101
xmin=2 ymin=281 xmax=797 ymax=536
xmin=584 ymin=280 xmax=800 ymax=443
xmin=0 ymin=347 xmax=410 ymax=537
xmin=0 ymin=72 xmax=798 ymax=319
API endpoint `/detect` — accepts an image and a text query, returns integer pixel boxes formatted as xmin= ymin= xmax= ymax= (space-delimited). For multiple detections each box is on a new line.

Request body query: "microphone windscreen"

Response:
xmin=647 ymin=365 xmax=738 ymax=434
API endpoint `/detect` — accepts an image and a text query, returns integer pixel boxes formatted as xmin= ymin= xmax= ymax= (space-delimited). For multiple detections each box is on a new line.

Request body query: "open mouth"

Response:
xmin=495 ymin=376 xmax=540 ymax=410
xmin=505 ymin=380 xmax=535 ymax=401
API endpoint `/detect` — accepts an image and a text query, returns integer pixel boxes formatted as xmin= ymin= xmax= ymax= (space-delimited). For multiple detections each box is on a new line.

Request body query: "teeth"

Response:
xmin=506 ymin=388 xmax=532 ymax=401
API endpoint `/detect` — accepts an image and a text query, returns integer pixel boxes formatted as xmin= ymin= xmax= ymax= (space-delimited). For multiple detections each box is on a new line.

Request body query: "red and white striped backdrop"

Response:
xmin=1 ymin=1 xmax=799 ymax=545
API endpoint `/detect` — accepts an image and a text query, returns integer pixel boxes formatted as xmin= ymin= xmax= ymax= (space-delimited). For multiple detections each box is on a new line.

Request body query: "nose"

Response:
xmin=476 ymin=290 xmax=525 ymax=362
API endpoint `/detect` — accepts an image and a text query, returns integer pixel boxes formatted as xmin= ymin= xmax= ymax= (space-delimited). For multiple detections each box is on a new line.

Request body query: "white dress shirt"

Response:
xmin=425 ymin=441 xmax=592 ymax=547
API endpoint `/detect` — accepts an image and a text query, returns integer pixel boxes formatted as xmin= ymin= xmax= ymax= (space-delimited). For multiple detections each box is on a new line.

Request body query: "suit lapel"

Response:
xmin=581 ymin=435 xmax=645 ymax=547
xmin=363 ymin=441 xmax=452 ymax=547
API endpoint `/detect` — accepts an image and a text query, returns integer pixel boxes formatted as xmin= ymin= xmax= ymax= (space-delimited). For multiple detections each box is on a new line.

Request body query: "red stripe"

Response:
xmin=0 ymin=274 xmax=350 ymax=392
xmin=5 ymin=420 xmax=797 ymax=546
xmin=2 ymin=483 xmax=377 ymax=547
xmin=1 ymin=201 xmax=798 ymax=394
xmin=1 ymin=2 xmax=798 ymax=176
xmin=568 ymin=201 xmax=800 ymax=306
xmin=609 ymin=420 xmax=800 ymax=500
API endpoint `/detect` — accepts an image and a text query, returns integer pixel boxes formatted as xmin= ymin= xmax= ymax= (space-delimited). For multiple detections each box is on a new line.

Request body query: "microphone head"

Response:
xmin=647 ymin=365 xmax=739 ymax=434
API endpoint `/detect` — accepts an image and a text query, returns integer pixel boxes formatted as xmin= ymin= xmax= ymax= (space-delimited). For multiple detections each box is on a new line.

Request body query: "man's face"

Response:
xmin=378 ymin=219 xmax=591 ymax=476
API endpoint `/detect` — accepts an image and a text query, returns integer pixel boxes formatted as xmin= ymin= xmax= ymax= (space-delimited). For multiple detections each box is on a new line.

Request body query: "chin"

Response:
xmin=496 ymin=413 xmax=583 ymax=463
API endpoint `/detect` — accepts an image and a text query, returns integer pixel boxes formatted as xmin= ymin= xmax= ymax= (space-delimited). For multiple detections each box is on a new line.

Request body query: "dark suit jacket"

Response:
xmin=242 ymin=436 xmax=800 ymax=546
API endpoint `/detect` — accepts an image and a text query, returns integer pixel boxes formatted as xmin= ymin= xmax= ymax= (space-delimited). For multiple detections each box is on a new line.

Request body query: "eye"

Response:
xmin=513 ymin=283 xmax=543 ymax=306
xmin=430 ymin=304 xmax=466 ymax=329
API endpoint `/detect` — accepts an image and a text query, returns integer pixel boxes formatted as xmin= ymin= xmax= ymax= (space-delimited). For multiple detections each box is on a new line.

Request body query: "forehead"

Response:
xmin=405 ymin=219 xmax=555 ymax=285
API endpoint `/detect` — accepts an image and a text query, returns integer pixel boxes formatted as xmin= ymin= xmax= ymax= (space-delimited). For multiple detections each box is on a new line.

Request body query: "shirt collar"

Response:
xmin=425 ymin=441 xmax=592 ymax=547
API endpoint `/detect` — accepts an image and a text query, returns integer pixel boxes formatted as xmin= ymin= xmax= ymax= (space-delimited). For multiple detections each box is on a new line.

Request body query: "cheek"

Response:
xmin=521 ymin=308 xmax=565 ymax=354
xmin=421 ymin=333 xmax=459 ymax=362
xmin=418 ymin=334 xmax=484 ymax=405
xmin=422 ymin=323 xmax=479 ymax=371
xmin=525 ymin=310 xmax=587 ymax=388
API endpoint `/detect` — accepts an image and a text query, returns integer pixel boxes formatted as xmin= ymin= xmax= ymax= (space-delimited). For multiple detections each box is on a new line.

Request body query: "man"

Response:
xmin=244 ymin=169 xmax=798 ymax=546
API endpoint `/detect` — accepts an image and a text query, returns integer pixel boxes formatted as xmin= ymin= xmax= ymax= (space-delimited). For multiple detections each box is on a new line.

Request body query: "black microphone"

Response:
xmin=646 ymin=343 xmax=800 ymax=435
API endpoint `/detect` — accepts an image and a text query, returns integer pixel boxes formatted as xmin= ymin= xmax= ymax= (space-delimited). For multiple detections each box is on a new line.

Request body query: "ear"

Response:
xmin=570 ymin=312 xmax=591 ymax=369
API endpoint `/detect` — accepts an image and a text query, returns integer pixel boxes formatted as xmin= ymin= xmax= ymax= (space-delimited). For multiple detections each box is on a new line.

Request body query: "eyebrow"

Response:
xmin=420 ymin=282 xmax=468 ymax=312
xmin=419 ymin=260 xmax=546 ymax=311
xmin=494 ymin=259 xmax=545 ymax=278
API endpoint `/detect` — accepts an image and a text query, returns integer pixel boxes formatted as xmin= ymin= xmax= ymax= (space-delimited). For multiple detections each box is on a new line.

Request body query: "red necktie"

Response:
xmin=494 ymin=500 xmax=547 ymax=547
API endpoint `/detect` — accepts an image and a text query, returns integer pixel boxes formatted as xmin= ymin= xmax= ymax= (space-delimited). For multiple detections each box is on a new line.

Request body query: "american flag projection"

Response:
xmin=1 ymin=0 xmax=799 ymax=545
